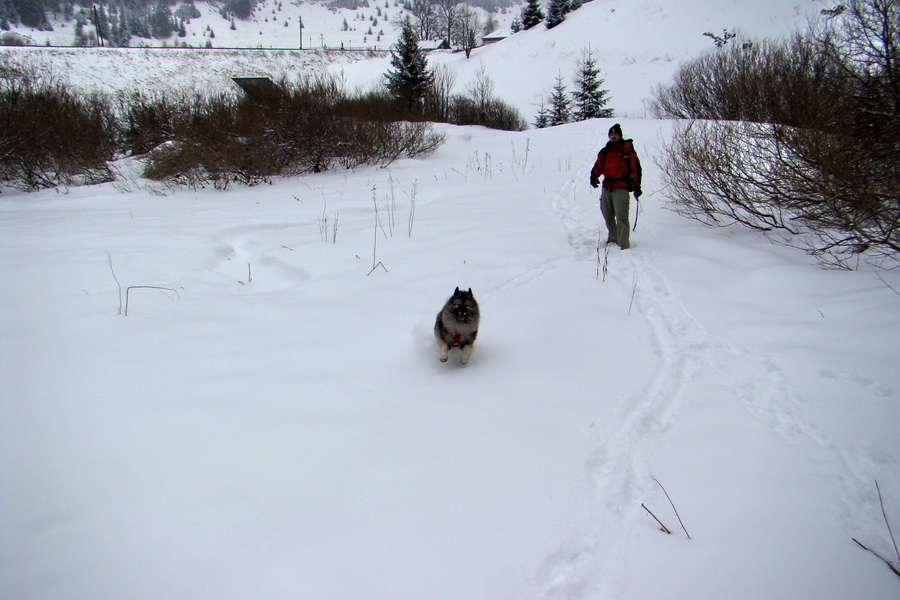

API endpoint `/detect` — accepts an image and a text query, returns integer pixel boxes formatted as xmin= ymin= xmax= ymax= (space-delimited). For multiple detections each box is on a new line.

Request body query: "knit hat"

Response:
xmin=609 ymin=123 xmax=623 ymax=136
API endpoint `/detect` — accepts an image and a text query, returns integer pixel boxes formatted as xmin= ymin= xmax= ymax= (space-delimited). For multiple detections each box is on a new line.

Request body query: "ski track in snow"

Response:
xmin=481 ymin=256 xmax=568 ymax=305
xmin=536 ymin=137 xmax=899 ymax=597
xmin=522 ymin=144 xmax=722 ymax=597
xmin=740 ymin=352 xmax=900 ymax=554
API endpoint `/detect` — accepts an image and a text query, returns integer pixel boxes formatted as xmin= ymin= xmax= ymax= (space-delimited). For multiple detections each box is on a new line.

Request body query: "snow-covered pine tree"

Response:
xmin=545 ymin=0 xmax=569 ymax=29
xmin=385 ymin=20 xmax=435 ymax=112
xmin=572 ymin=47 xmax=614 ymax=120
xmin=533 ymin=100 xmax=550 ymax=128
xmin=548 ymin=72 xmax=572 ymax=126
xmin=521 ymin=0 xmax=544 ymax=30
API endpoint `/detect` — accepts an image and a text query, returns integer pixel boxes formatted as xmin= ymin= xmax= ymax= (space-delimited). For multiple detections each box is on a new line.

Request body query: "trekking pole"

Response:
xmin=632 ymin=194 xmax=641 ymax=231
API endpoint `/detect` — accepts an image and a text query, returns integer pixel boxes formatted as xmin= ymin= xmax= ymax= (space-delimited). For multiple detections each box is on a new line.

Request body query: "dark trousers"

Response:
xmin=600 ymin=187 xmax=630 ymax=249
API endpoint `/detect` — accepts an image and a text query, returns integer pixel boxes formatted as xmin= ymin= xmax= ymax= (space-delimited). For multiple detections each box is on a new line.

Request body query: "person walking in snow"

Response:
xmin=590 ymin=123 xmax=642 ymax=249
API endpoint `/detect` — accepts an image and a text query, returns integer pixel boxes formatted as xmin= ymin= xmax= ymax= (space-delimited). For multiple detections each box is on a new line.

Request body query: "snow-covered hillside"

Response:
xmin=4 ymin=0 xmax=521 ymax=50
xmin=4 ymin=0 xmax=823 ymax=118
xmin=3 ymin=1 xmax=899 ymax=600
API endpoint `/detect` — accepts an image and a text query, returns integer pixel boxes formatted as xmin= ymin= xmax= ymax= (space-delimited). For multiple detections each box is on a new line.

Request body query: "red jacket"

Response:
xmin=591 ymin=139 xmax=640 ymax=191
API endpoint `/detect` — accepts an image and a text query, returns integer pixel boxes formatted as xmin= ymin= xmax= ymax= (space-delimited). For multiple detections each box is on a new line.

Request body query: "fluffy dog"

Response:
xmin=434 ymin=287 xmax=480 ymax=364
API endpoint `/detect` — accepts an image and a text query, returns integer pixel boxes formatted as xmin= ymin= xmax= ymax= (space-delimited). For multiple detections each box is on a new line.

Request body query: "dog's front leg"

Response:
xmin=460 ymin=344 xmax=474 ymax=365
xmin=437 ymin=340 xmax=449 ymax=362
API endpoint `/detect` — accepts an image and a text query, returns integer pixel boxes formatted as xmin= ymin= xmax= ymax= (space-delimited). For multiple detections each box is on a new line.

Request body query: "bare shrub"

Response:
xmin=142 ymin=92 xmax=279 ymax=188
xmin=0 ymin=52 xmax=516 ymax=191
xmin=0 ymin=79 xmax=116 ymax=190
xmin=269 ymin=75 xmax=346 ymax=174
xmin=424 ymin=64 xmax=457 ymax=123
xmin=141 ymin=75 xmax=446 ymax=186
xmin=393 ymin=121 xmax=447 ymax=159
xmin=334 ymin=119 xmax=443 ymax=169
xmin=119 ymin=91 xmax=196 ymax=156
xmin=443 ymin=66 xmax=527 ymax=131
xmin=449 ymin=94 xmax=527 ymax=131
xmin=651 ymin=0 xmax=898 ymax=267
xmin=659 ymin=120 xmax=899 ymax=268
xmin=650 ymin=33 xmax=842 ymax=127
xmin=818 ymin=0 xmax=900 ymax=133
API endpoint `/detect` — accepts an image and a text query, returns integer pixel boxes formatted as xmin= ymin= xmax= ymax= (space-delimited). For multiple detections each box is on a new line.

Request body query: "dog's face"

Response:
xmin=447 ymin=287 xmax=478 ymax=323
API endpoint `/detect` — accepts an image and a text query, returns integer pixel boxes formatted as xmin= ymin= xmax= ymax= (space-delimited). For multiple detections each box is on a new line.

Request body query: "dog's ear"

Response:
xmin=454 ymin=286 xmax=460 ymax=295
xmin=467 ymin=288 xmax=472 ymax=294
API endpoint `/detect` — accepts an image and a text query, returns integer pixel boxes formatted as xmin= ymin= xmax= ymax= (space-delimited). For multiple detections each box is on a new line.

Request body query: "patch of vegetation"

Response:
xmin=651 ymin=0 xmax=899 ymax=268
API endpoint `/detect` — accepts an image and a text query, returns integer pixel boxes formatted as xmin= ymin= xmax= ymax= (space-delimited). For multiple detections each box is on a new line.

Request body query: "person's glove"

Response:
xmin=590 ymin=175 xmax=599 ymax=188
xmin=633 ymin=186 xmax=643 ymax=198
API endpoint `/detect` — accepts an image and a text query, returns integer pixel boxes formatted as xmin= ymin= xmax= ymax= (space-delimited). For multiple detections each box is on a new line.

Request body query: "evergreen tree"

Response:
xmin=116 ymin=10 xmax=130 ymax=46
xmin=572 ymin=47 xmax=613 ymax=120
xmin=128 ymin=10 xmax=150 ymax=39
xmin=149 ymin=1 xmax=175 ymax=38
xmin=545 ymin=0 xmax=568 ymax=28
xmin=547 ymin=72 xmax=572 ymax=126
xmin=520 ymin=0 xmax=544 ymax=30
xmin=533 ymin=100 xmax=549 ymax=128
xmin=385 ymin=19 xmax=434 ymax=112
xmin=17 ymin=0 xmax=47 ymax=28
xmin=226 ymin=0 xmax=255 ymax=20
xmin=73 ymin=17 xmax=88 ymax=45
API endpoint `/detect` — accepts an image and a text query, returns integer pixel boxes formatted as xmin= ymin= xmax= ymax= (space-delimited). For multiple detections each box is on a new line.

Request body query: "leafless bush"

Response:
xmin=659 ymin=120 xmax=899 ymax=268
xmin=394 ymin=121 xmax=447 ymax=158
xmin=650 ymin=33 xmax=843 ymax=127
xmin=265 ymin=77 xmax=445 ymax=173
xmin=442 ymin=66 xmax=527 ymax=131
xmin=118 ymin=90 xmax=199 ymax=156
xmin=815 ymin=0 xmax=900 ymax=160
xmin=651 ymin=0 xmax=898 ymax=268
xmin=424 ymin=64 xmax=457 ymax=123
xmin=1 ymin=32 xmax=30 ymax=46
xmin=0 ymin=52 xmax=519 ymax=192
xmin=141 ymin=92 xmax=277 ymax=188
xmin=141 ymin=76 xmax=446 ymax=187
xmin=449 ymin=94 xmax=527 ymax=131
xmin=0 ymin=78 xmax=116 ymax=190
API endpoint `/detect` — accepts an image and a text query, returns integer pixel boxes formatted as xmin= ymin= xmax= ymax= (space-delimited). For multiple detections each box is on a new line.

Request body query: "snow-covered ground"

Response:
xmin=2 ymin=1 xmax=899 ymax=599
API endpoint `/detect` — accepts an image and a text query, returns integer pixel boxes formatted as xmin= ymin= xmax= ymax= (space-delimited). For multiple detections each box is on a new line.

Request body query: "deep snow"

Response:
xmin=2 ymin=1 xmax=899 ymax=599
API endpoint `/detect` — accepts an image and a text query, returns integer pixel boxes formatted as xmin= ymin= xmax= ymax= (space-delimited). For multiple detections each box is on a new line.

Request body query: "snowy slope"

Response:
xmin=6 ymin=0 xmax=410 ymax=49
xmin=2 ymin=1 xmax=900 ymax=600
xmin=3 ymin=0 xmax=822 ymax=118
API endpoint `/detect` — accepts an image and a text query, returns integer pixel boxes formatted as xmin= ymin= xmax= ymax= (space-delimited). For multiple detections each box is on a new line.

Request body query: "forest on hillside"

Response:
xmin=1 ymin=0 xmax=517 ymax=46
xmin=3 ymin=0 xmax=263 ymax=45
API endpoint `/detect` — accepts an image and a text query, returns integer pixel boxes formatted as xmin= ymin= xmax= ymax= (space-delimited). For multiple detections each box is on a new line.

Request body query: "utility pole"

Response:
xmin=92 ymin=5 xmax=105 ymax=47
xmin=298 ymin=15 xmax=304 ymax=49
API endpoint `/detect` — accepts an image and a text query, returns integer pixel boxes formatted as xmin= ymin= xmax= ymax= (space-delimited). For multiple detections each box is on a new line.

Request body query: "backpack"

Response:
xmin=625 ymin=150 xmax=642 ymax=193
xmin=596 ymin=139 xmax=641 ymax=191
